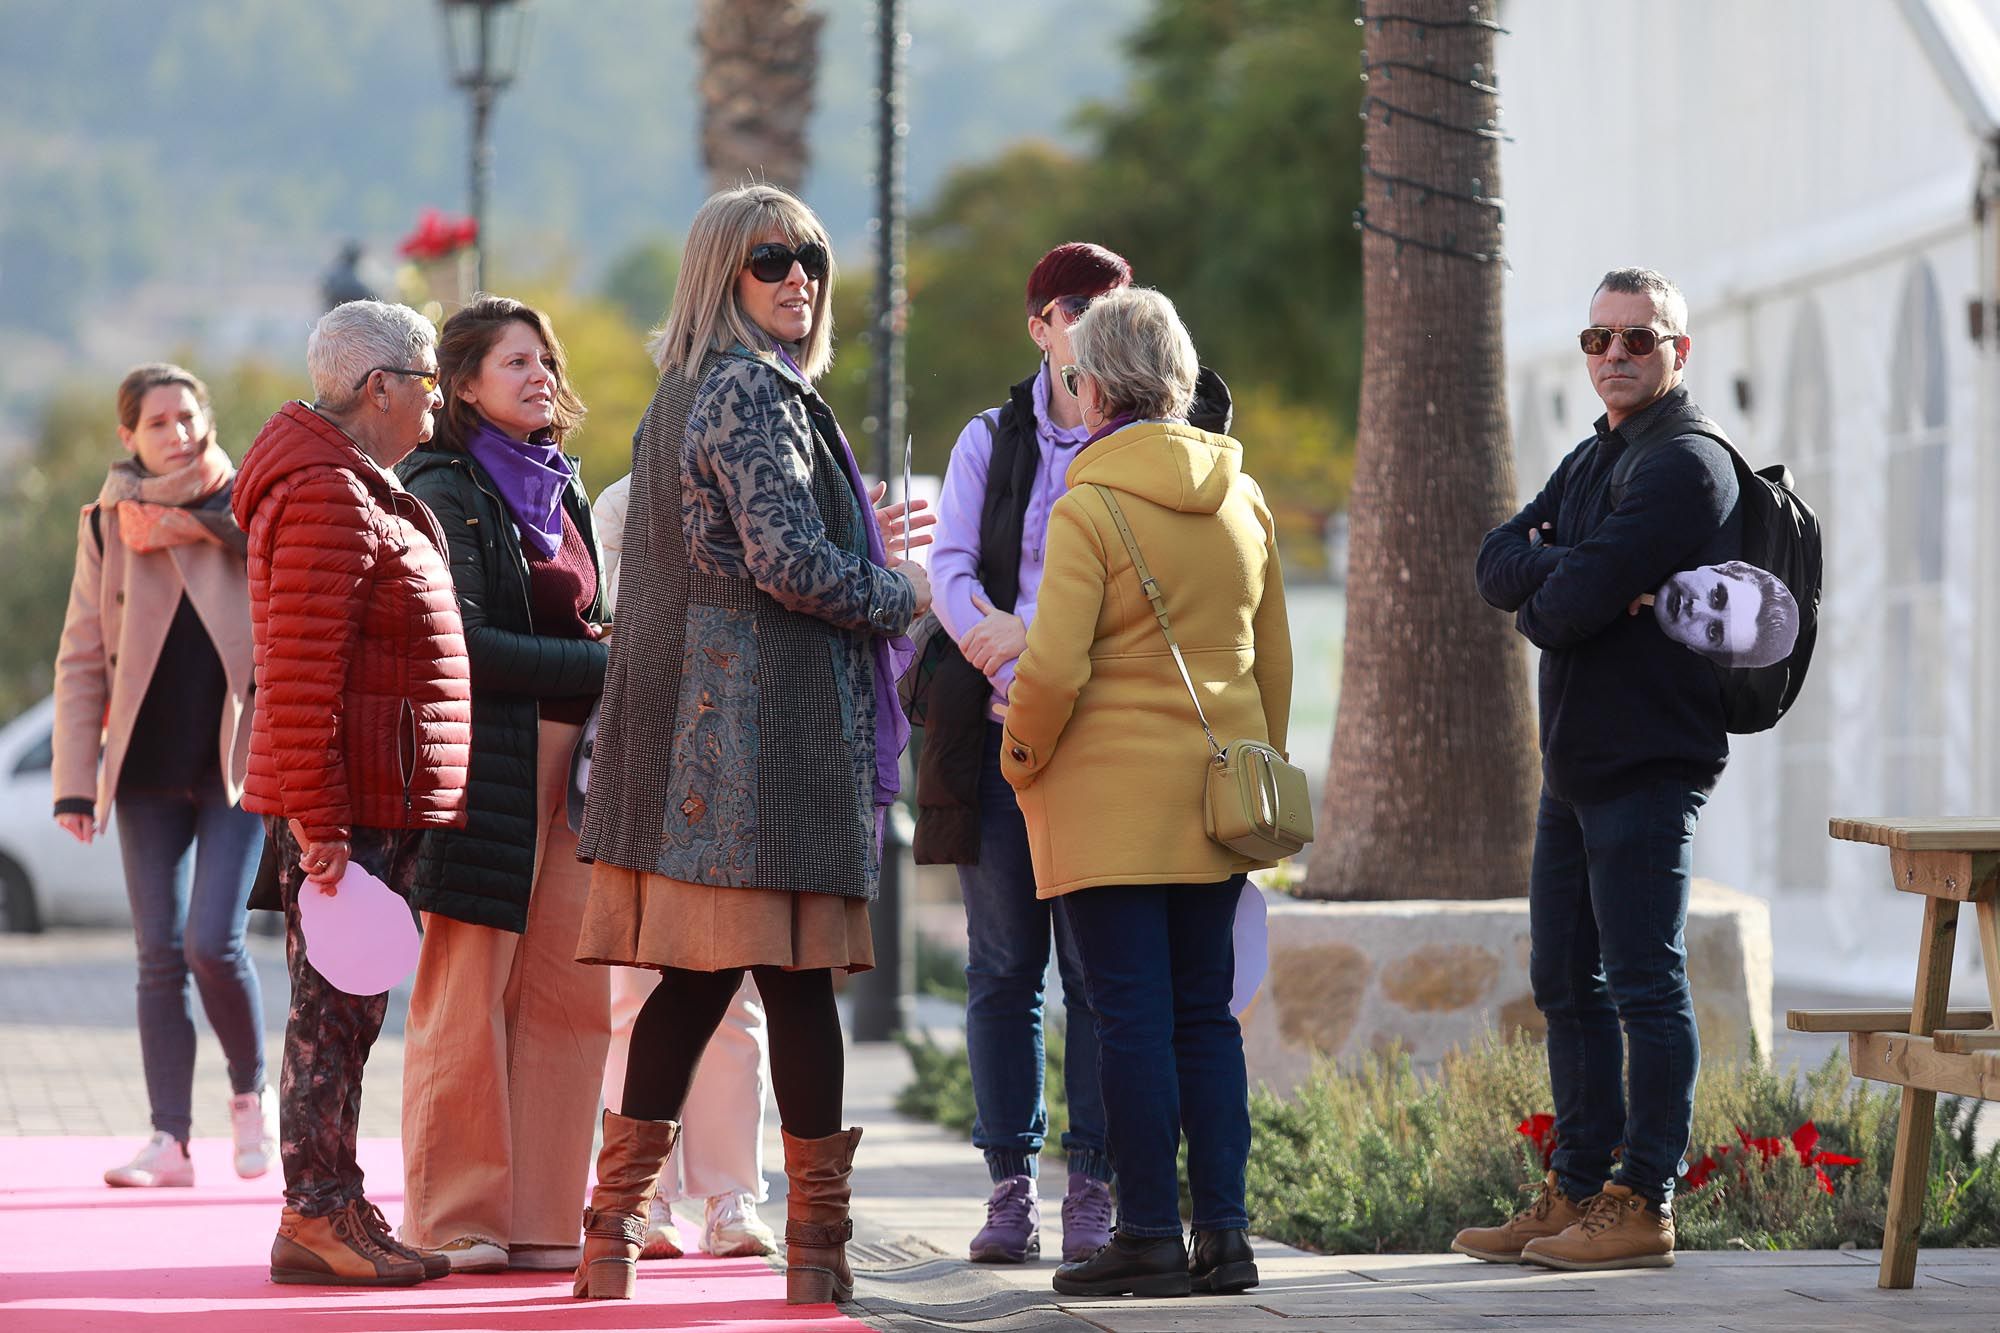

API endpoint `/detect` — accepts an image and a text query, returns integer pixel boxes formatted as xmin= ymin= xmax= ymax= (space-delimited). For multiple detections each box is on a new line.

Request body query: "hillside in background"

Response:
xmin=0 ymin=0 xmax=1142 ymax=430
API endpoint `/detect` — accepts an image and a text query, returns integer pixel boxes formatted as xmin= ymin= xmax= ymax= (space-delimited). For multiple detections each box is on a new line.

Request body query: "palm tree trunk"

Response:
xmin=1300 ymin=0 xmax=1538 ymax=901
xmin=696 ymin=0 xmax=824 ymax=193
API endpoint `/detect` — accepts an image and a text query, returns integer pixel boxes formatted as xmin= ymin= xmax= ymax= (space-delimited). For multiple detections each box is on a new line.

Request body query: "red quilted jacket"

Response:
xmin=232 ymin=403 xmax=472 ymax=841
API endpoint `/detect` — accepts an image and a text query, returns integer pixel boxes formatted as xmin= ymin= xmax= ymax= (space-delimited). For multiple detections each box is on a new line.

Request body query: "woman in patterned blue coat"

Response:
xmin=572 ymin=184 xmax=932 ymax=1305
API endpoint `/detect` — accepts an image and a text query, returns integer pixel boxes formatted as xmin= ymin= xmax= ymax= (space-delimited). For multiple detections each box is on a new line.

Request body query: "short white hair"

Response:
xmin=1068 ymin=287 xmax=1200 ymax=422
xmin=307 ymin=300 xmax=437 ymax=412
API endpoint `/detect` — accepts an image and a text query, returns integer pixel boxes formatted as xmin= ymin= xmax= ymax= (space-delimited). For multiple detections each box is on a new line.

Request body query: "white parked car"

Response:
xmin=0 ymin=695 xmax=128 ymax=931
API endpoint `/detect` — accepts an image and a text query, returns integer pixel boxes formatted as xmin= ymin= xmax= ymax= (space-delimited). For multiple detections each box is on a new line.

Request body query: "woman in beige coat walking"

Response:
xmin=51 ymin=363 xmax=276 ymax=1190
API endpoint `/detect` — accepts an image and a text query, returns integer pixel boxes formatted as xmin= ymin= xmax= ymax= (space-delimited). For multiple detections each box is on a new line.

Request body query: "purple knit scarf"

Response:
xmin=464 ymin=416 xmax=574 ymax=559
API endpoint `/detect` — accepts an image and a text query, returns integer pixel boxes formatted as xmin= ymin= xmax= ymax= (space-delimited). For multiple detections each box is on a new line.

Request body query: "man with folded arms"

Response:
xmin=1464 ymin=267 xmax=1741 ymax=1271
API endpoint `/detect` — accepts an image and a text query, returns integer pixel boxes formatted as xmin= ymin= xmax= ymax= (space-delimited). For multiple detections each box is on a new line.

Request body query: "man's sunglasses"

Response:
xmin=1058 ymin=364 xmax=1086 ymax=398
xmin=1578 ymin=325 xmax=1682 ymax=357
xmin=1038 ymin=293 xmax=1094 ymax=323
xmin=744 ymin=241 xmax=829 ymax=284
xmin=354 ymin=366 xmax=439 ymax=393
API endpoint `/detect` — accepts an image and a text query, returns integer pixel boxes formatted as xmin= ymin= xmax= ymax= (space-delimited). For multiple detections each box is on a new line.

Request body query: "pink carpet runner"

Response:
xmin=0 ymin=1137 xmax=873 ymax=1332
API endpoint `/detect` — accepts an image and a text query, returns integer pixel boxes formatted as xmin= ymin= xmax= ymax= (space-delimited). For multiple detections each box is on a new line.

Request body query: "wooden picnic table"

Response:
xmin=1785 ymin=817 xmax=2000 ymax=1289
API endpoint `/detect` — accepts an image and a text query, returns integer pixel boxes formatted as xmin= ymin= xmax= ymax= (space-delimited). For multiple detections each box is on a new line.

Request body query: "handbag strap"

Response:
xmin=1092 ymin=485 xmax=1224 ymax=760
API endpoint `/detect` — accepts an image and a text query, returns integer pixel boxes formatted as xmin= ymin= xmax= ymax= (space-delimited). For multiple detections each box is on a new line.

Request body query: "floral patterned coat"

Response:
xmin=578 ymin=349 xmax=916 ymax=898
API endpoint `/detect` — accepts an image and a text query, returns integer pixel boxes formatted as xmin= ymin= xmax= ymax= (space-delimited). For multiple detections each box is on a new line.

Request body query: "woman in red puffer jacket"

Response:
xmin=231 ymin=299 xmax=471 ymax=1290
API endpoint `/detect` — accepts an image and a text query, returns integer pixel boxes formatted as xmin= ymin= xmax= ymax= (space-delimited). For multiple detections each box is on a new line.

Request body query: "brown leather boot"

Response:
xmin=270 ymin=1204 xmax=426 ymax=1286
xmin=1450 ymin=1171 xmax=1591 ymax=1263
xmin=782 ymin=1126 xmax=862 ymax=1305
xmin=573 ymin=1110 xmax=681 ymax=1300
xmin=1521 ymin=1182 xmax=1675 ymax=1270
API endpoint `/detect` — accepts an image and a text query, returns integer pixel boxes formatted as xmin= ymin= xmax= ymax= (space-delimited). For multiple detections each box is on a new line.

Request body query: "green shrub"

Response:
xmin=896 ymin=1028 xmax=2000 ymax=1251
xmin=896 ymin=1023 xmax=1070 ymax=1156
xmin=915 ymin=936 xmax=970 ymax=1003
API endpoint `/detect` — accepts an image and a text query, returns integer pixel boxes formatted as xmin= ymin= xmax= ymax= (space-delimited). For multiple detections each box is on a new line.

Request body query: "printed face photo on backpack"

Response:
xmin=1652 ymin=561 xmax=1798 ymax=668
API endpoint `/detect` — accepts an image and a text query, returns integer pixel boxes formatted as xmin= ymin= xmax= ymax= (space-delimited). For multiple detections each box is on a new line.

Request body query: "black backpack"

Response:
xmin=1612 ymin=418 xmax=1823 ymax=734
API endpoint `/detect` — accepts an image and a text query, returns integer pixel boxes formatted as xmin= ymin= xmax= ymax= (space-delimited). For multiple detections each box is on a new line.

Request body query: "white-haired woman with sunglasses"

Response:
xmin=572 ymin=184 xmax=931 ymax=1306
xmin=1001 ymin=287 xmax=1291 ymax=1300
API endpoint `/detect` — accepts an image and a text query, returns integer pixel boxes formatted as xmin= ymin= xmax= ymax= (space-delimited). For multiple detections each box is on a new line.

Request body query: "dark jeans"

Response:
xmin=115 ymin=781 xmax=266 ymax=1141
xmin=272 ymin=818 xmax=420 ymax=1218
xmin=1530 ymin=779 xmax=1708 ymax=1208
xmin=957 ymin=724 xmax=1110 ymax=1184
xmin=1059 ymin=876 xmax=1249 ymax=1238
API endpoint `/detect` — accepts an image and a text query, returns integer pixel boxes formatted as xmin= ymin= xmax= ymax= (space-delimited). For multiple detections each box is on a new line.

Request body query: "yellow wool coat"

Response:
xmin=1000 ymin=420 xmax=1292 ymax=897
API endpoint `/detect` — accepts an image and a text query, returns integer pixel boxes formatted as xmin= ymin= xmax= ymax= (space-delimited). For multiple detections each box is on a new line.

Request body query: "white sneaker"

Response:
xmin=229 ymin=1087 xmax=279 ymax=1179
xmin=104 ymin=1131 xmax=194 ymax=1188
xmin=641 ymin=1194 xmax=683 ymax=1260
xmin=703 ymin=1192 xmax=777 ymax=1257
xmin=431 ymin=1235 xmax=509 ymax=1272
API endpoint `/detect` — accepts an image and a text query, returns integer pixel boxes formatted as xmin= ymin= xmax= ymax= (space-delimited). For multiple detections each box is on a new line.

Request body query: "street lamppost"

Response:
xmin=850 ymin=0 xmax=913 ymax=1044
xmin=438 ymin=0 xmax=528 ymax=292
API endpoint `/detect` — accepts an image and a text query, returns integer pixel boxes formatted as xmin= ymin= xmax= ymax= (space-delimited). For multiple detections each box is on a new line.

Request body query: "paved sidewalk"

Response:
xmin=837 ymin=1042 xmax=2000 ymax=1333
xmin=7 ymin=930 xmax=1999 ymax=1331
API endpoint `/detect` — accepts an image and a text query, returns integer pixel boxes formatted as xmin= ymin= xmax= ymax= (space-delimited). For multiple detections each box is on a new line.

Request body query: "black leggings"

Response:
xmin=622 ymin=965 xmax=844 ymax=1139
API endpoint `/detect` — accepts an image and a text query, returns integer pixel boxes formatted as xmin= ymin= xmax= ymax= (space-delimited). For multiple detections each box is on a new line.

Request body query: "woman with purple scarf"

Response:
xmin=571 ymin=184 xmax=930 ymax=1306
xmin=393 ymin=296 xmax=615 ymax=1275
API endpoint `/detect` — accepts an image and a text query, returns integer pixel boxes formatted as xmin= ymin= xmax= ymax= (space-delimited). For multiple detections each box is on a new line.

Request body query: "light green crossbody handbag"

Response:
xmin=1093 ymin=485 xmax=1314 ymax=861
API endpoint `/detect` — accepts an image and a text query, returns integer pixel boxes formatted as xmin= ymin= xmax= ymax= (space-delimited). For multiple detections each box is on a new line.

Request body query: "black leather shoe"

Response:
xmin=1051 ymin=1230 xmax=1191 ymax=1298
xmin=1189 ymin=1228 xmax=1259 ymax=1294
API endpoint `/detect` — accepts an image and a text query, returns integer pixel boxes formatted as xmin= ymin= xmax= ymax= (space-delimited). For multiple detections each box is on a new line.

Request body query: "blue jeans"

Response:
xmin=116 ymin=781 xmax=267 ymax=1141
xmin=1530 ymin=779 xmax=1707 ymax=1208
xmin=957 ymin=724 xmax=1110 ymax=1184
xmin=1059 ymin=876 xmax=1250 ymax=1238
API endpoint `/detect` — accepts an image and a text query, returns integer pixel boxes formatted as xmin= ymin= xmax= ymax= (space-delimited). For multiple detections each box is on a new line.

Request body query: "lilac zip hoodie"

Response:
xmin=930 ymin=363 xmax=1092 ymax=715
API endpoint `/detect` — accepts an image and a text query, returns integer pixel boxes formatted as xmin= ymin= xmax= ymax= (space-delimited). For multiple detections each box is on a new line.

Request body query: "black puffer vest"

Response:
xmin=396 ymin=444 xmax=607 ymax=932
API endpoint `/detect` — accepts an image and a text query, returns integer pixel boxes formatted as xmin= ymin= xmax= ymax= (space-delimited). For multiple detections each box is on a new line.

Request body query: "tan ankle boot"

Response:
xmin=1450 ymin=1170 xmax=1590 ymax=1263
xmin=573 ymin=1110 xmax=681 ymax=1300
xmin=1521 ymin=1181 xmax=1675 ymax=1270
xmin=270 ymin=1204 xmax=426 ymax=1286
xmin=782 ymin=1126 xmax=861 ymax=1305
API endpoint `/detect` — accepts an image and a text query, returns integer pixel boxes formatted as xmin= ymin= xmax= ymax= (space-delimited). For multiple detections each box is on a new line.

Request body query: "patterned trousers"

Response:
xmin=270 ymin=818 xmax=421 ymax=1218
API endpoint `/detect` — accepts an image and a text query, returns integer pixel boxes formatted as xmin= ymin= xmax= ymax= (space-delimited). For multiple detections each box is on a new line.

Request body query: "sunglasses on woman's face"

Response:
xmin=1059 ymin=364 xmax=1085 ymax=398
xmin=744 ymin=241 xmax=829 ymax=284
xmin=1577 ymin=325 xmax=1680 ymax=357
xmin=1038 ymin=293 xmax=1093 ymax=323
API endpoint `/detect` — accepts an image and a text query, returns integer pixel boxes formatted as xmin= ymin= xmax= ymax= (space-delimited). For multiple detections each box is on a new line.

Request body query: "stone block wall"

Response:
xmin=1239 ymin=879 xmax=1774 ymax=1098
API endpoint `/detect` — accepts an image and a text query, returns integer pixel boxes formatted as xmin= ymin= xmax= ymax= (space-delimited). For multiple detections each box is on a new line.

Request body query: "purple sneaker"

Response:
xmin=969 ymin=1175 xmax=1040 ymax=1263
xmin=1060 ymin=1172 xmax=1115 ymax=1263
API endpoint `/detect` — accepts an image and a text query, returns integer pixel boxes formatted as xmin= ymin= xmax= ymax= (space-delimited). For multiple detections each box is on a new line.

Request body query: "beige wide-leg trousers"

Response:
xmin=400 ymin=718 xmax=612 ymax=1250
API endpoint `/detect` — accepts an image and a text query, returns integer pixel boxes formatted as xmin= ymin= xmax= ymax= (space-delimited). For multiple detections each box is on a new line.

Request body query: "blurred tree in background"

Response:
xmin=0 ymin=0 xmax=1361 ymax=716
xmin=844 ymin=0 xmax=1364 ymax=572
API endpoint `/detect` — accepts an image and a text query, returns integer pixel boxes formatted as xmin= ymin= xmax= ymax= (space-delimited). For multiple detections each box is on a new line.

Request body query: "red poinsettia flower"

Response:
xmin=1680 ymin=1121 xmax=1864 ymax=1196
xmin=397 ymin=207 xmax=479 ymax=261
xmin=1789 ymin=1120 xmax=1862 ymax=1195
xmin=1516 ymin=1113 xmax=1558 ymax=1168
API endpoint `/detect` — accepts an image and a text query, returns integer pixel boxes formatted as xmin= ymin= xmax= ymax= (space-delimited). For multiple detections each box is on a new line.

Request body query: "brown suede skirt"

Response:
xmin=576 ymin=861 xmax=874 ymax=974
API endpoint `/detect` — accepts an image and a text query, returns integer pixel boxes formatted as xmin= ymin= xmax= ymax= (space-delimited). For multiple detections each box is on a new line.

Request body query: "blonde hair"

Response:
xmin=648 ymin=184 xmax=837 ymax=382
xmin=1068 ymin=287 xmax=1200 ymax=421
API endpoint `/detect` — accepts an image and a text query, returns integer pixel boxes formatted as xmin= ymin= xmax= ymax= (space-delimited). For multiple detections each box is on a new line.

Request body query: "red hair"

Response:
xmin=1024 ymin=242 xmax=1132 ymax=318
